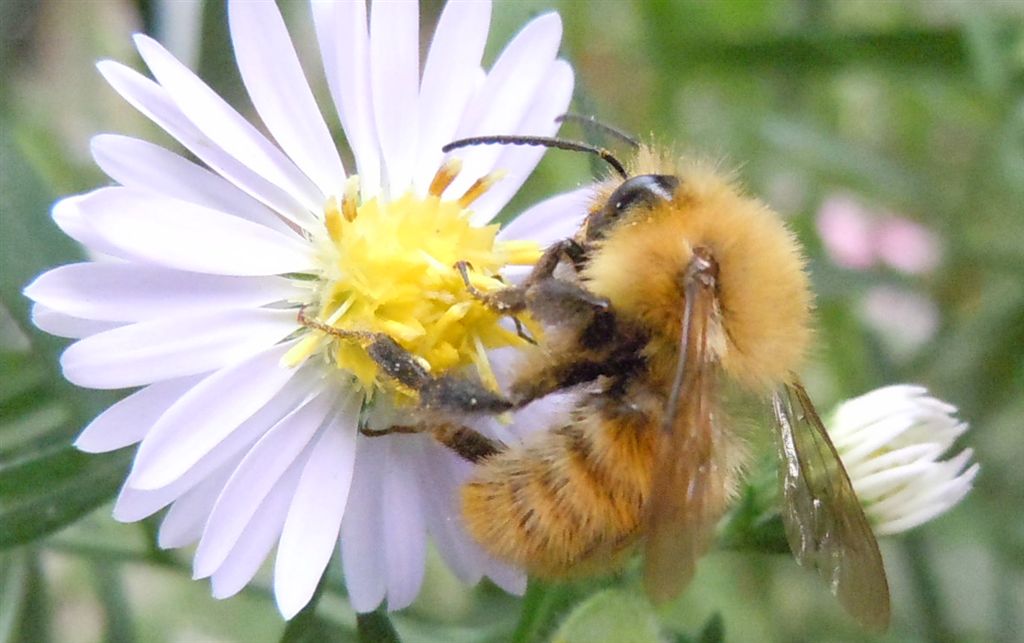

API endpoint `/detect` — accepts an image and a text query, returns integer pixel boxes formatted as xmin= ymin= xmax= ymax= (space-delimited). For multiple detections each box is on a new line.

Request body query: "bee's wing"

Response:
xmin=771 ymin=382 xmax=891 ymax=632
xmin=643 ymin=258 xmax=726 ymax=604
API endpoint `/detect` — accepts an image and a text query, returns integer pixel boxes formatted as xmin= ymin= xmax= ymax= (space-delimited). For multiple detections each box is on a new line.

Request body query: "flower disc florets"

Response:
xmin=285 ymin=165 xmax=541 ymax=399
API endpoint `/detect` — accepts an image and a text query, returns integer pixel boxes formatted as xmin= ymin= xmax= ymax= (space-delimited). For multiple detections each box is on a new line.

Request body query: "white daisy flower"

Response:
xmin=828 ymin=385 xmax=979 ymax=535
xmin=24 ymin=0 xmax=587 ymax=617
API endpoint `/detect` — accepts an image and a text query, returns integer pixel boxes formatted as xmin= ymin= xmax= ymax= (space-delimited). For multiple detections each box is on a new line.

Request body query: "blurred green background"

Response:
xmin=1 ymin=1 xmax=1022 ymax=641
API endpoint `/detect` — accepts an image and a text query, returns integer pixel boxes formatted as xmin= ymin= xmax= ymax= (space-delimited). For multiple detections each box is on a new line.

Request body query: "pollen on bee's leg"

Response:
xmin=341 ymin=175 xmax=360 ymax=222
xmin=458 ymin=170 xmax=507 ymax=208
xmin=429 ymin=157 xmax=463 ymax=197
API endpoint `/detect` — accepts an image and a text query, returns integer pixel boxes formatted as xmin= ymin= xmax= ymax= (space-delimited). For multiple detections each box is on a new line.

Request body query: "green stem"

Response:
xmin=902 ymin=532 xmax=954 ymax=643
xmin=512 ymin=580 xmax=576 ymax=643
xmin=356 ymin=609 xmax=401 ymax=643
xmin=90 ymin=562 xmax=136 ymax=643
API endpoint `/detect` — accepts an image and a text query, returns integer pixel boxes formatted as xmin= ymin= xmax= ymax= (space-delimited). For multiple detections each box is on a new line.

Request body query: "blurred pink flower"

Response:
xmin=816 ymin=195 xmax=876 ymax=270
xmin=859 ymin=286 xmax=940 ymax=359
xmin=875 ymin=217 xmax=942 ymax=275
xmin=816 ymin=194 xmax=942 ymax=275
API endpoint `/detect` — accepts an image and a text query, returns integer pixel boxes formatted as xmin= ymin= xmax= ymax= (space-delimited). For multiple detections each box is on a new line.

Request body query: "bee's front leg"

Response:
xmin=455 ymin=238 xmax=586 ymax=314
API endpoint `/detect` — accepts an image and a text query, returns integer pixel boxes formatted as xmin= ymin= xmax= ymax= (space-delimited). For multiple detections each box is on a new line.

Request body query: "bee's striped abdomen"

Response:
xmin=462 ymin=406 xmax=658 ymax=577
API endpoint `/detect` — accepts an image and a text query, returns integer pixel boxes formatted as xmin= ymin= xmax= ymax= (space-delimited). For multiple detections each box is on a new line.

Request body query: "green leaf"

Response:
xmin=0 ymin=122 xmax=82 ymax=365
xmin=696 ymin=612 xmax=724 ymax=643
xmin=0 ymin=550 xmax=51 ymax=643
xmin=0 ymin=121 xmax=128 ymax=549
xmin=0 ymin=446 xmax=129 ymax=548
xmin=550 ymin=588 xmax=662 ymax=643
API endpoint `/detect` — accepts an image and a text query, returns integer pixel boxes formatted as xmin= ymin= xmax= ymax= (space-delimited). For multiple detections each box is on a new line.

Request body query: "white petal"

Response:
xmin=75 ymin=375 xmax=203 ymax=453
xmin=193 ymin=387 xmax=335 ymax=579
xmin=310 ymin=0 xmax=381 ymax=197
xmin=340 ymin=435 xmax=387 ymax=613
xmin=470 ymin=60 xmax=575 ymax=225
xmin=274 ymin=388 xmax=361 ymax=618
xmin=113 ymin=364 xmax=320 ymax=522
xmin=413 ymin=0 xmax=491 ymax=193
xmin=228 ymin=1 xmax=345 ymax=198
xmin=113 ymin=447 xmax=246 ymax=524
xmin=875 ymin=462 xmax=979 ymax=535
xmin=133 ymin=34 xmax=324 ymax=213
xmin=77 ymin=187 xmax=313 ymax=276
xmin=25 ymin=262 xmax=302 ymax=322
xmin=418 ymin=441 xmax=484 ymax=584
xmin=52 ymin=194 xmax=135 ymax=259
xmin=211 ymin=461 xmax=303 ymax=599
xmin=482 ymin=555 xmax=527 ymax=596
xmin=497 ymin=186 xmax=593 ymax=247
xmin=369 ymin=0 xmax=419 ymax=194
xmin=91 ymin=134 xmax=293 ymax=234
xmin=97 ymin=61 xmax=313 ymax=229
xmin=382 ymin=436 xmax=427 ymax=610
xmin=448 ymin=12 xmax=562 ymax=195
xmin=158 ymin=462 xmax=234 ymax=548
xmin=128 ymin=341 xmax=305 ymax=489
xmin=60 ymin=308 xmax=296 ymax=390
xmin=31 ymin=303 xmax=120 ymax=340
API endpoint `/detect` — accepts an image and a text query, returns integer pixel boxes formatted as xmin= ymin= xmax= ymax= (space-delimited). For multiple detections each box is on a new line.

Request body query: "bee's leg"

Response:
xmin=360 ymin=423 xmax=506 ymax=463
xmin=455 ymin=238 xmax=586 ymax=315
xmin=365 ymin=335 xmax=513 ymax=413
xmin=455 ymin=260 xmax=527 ymax=314
xmin=524 ymin=278 xmax=612 ymax=333
xmin=507 ymin=358 xmax=613 ymax=407
xmin=297 ymin=308 xmax=512 ymax=414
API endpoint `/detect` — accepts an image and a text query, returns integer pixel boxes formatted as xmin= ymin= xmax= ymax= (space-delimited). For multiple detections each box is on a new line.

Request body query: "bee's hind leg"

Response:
xmin=360 ymin=424 xmax=505 ymax=463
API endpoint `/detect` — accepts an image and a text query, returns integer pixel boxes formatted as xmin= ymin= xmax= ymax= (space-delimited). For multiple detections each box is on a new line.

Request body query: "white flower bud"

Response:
xmin=828 ymin=385 xmax=979 ymax=535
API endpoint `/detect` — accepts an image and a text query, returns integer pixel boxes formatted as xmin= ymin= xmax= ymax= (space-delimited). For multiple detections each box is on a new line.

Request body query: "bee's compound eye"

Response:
xmin=587 ymin=174 xmax=680 ymax=240
xmin=609 ymin=174 xmax=679 ymax=214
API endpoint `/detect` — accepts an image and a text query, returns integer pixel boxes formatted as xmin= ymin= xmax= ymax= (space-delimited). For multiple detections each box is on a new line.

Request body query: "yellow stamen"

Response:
xmin=298 ymin=165 xmax=541 ymax=400
xmin=466 ymin=270 xmax=505 ymax=293
xmin=471 ymin=334 xmax=499 ymax=391
xmin=380 ymin=319 xmax=426 ymax=343
xmin=498 ymin=240 xmax=545 ymax=265
xmin=428 ymin=157 xmax=463 ymax=197
xmin=324 ymin=196 xmax=344 ymax=244
xmin=458 ymin=170 xmax=507 ymax=208
xmin=282 ymin=333 xmax=327 ymax=368
xmin=342 ymin=175 xmax=360 ymax=222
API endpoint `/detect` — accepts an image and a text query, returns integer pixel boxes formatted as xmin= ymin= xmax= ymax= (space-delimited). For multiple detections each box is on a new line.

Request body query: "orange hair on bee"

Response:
xmin=582 ymin=148 xmax=813 ymax=391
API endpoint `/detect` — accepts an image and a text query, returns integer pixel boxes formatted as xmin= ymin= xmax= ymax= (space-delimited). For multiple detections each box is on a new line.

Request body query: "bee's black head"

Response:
xmin=586 ymin=174 xmax=680 ymax=241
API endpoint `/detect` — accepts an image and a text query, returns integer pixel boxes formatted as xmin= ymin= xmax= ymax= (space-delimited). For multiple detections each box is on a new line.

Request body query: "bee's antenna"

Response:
xmin=442 ymin=135 xmax=629 ymax=179
xmin=555 ymin=113 xmax=640 ymax=149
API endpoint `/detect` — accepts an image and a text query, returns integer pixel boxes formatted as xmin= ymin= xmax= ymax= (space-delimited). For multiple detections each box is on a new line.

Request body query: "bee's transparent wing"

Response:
xmin=771 ymin=382 xmax=891 ymax=632
xmin=643 ymin=256 xmax=726 ymax=604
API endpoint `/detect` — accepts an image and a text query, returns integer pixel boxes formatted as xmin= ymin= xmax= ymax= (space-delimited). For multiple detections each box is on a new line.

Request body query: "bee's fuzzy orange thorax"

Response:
xmin=583 ymin=149 xmax=813 ymax=391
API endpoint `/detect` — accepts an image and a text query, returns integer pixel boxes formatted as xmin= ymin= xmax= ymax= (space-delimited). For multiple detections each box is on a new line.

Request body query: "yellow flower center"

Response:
xmin=284 ymin=161 xmax=541 ymax=403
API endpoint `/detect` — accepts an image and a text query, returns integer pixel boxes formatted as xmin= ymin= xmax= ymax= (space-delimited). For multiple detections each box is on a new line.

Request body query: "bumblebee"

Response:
xmin=305 ymin=138 xmax=891 ymax=632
